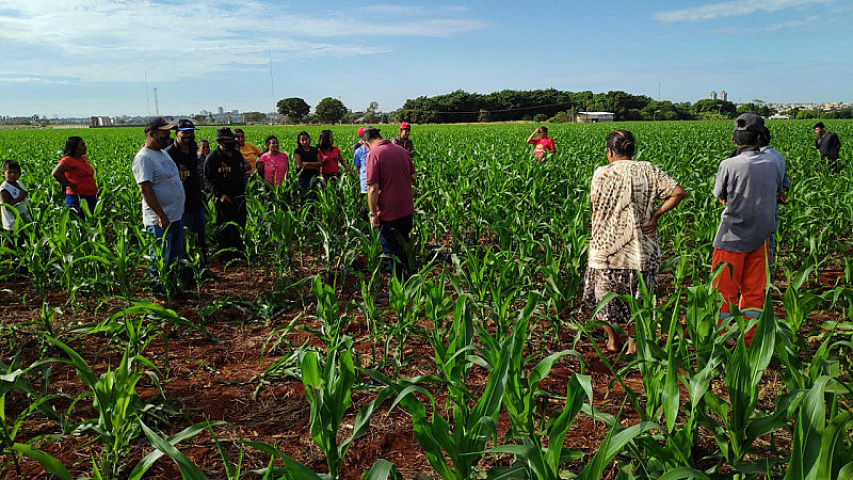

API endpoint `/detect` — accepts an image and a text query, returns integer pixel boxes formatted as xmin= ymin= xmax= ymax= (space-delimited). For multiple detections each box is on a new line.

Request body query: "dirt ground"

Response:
xmin=1 ymin=260 xmax=843 ymax=479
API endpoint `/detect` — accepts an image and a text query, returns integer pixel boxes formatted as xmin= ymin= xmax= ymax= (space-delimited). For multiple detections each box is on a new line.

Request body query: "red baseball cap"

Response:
xmin=399 ymin=122 xmax=411 ymax=130
xmin=357 ymin=125 xmax=373 ymax=137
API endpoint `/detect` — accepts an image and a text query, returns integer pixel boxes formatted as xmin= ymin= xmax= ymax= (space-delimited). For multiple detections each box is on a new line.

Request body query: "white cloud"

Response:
xmin=654 ymin=0 xmax=832 ymax=23
xmin=0 ymin=76 xmax=70 ymax=85
xmin=765 ymin=14 xmax=821 ymax=30
xmin=0 ymin=1 xmax=486 ymax=83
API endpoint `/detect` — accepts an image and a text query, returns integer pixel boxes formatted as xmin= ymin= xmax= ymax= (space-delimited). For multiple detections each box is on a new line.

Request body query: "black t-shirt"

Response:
xmin=164 ymin=141 xmax=205 ymax=211
xmin=204 ymin=148 xmax=247 ymax=200
xmin=295 ymin=146 xmax=320 ymax=182
xmin=817 ymin=132 xmax=841 ymax=160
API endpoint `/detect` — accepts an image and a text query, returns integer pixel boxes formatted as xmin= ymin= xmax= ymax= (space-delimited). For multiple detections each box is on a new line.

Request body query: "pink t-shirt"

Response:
xmin=318 ymin=146 xmax=342 ymax=175
xmin=258 ymin=151 xmax=289 ymax=186
xmin=534 ymin=137 xmax=556 ymax=160
xmin=365 ymin=140 xmax=415 ymax=222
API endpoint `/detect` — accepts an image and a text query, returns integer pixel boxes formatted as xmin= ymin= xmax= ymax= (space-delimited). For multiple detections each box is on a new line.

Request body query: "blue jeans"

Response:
xmin=379 ymin=214 xmax=413 ymax=281
xmin=145 ymin=221 xmax=185 ymax=282
xmin=65 ymin=194 xmax=97 ymax=218
xmin=181 ymin=207 xmax=207 ymax=266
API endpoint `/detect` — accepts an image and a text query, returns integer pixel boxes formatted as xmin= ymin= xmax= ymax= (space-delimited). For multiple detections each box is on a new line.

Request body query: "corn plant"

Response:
xmin=374 ymin=330 xmax=512 ymax=480
xmin=693 ymin=294 xmax=781 ymax=474
xmin=127 ymin=420 xmax=223 ymax=480
xmin=299 ymin=337 xmax=389 ymax=479
xmin=1 ymin=355 xmax=71 ymax=480
xmin=486 ymin=373 xmax=592 ymax=480
xmin=784 ymin=376 xmax=853 ymax=480
xmin=46 ymin=336 xmax=171 ymax=479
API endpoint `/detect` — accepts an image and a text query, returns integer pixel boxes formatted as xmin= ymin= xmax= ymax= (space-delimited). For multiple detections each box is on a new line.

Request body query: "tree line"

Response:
xmin=264 ymin=90 xmax=852 ymax=125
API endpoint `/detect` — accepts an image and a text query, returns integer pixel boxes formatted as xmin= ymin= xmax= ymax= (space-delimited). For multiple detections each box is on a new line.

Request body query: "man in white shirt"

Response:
xmin=131 ymin=117 xmax=186 ymax=297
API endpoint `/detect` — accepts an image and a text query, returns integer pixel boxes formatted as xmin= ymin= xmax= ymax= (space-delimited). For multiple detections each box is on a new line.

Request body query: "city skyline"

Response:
xmin=1 ymin=0 xmax=851 ymax=118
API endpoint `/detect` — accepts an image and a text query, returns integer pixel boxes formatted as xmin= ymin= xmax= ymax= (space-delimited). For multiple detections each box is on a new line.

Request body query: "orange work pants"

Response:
xmin=711 ymin=240 xmax=769 ymax=344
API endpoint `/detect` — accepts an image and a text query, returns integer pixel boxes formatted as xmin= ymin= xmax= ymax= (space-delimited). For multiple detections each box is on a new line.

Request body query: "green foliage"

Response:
xmin=315 ymin=97 xmax=348 ymax=124
xmin=277 ymin=97 xmax=311 ymax=121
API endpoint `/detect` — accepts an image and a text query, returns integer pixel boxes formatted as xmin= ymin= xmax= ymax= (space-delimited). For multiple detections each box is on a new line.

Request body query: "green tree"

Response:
xmin=693 ymin=99 xmax=737 ymax=118
xmin=243 ymin=111 xmax=268 ymax=124
xmin=315 ymin=97 xmax=349 ymax=124
xmin=363 ymin=101 xmax=380 ymax=124
xmin=277 ymin=97 xmax=311 ymax=122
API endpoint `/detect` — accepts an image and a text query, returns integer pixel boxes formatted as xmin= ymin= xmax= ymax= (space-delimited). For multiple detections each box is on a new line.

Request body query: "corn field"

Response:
xmin=1 ymin=120 xmax=852 ymax=479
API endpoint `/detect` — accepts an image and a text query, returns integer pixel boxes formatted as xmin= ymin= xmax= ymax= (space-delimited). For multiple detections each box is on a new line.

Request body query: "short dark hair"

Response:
xmin=3 ymin=160 xmax=20 ymax=172
xmin=264 ymin=135 xmax=278 ymax=146
xmin=359 ymin=127 xmax=382 ymax=142
xmin=732 ymin=130 xmax=759 ymax=146
xmin=606 ymin=130 xmax=636 ymax=157
xmin=233 ymin=128 xmax=245 ymax=135
xmin=813 ymin=122 xmax=825 ymax=129
xmin=64 ymin=136 xmax=84 ymax=157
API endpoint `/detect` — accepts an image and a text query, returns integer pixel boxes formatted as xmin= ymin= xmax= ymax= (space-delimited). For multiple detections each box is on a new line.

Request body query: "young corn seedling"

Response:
xmin=1 ymin=355 xmax=72 ymax=480
xmin=299 ymin=337 xmax=389 ymax=479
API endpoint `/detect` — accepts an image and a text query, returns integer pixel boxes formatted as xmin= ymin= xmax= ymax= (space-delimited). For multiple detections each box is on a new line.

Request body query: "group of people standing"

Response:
xmin=582 ymin=113 xmax=800 ymax=352
xmin=0 ymin=116 xmax=843 ymax=346
xmin=127 ymin=119 xmax=417 ymax=295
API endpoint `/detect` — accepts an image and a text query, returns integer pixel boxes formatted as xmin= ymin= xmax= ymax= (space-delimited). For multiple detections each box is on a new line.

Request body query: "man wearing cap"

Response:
xmin=361 ymin=127 xmax=417 ymax=281
xmin=164 ymin=119 xmax=209 ymax=279
xmin=392 ymin=122 xmax=415 ymax=158
xmin=131 ymin=117 xmax=186 ymax=296
xmin=711 ymin=113 xmax=784 ymax=344
xmin=204 ymin=127 xmax=249 ymax=262
xmin=813 ymin=122 xmax=842 ymax=173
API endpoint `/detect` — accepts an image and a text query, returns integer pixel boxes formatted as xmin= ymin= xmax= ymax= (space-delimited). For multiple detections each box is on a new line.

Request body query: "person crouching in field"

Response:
xmin=582 ymin=130 xmax=685 ymax=353
xmin=711 ymin=114 xmax=784 ymax=344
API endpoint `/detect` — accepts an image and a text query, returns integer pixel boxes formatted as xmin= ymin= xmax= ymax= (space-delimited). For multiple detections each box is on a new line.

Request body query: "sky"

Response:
xmin=0 ymin=0 xmax=851 ymax=118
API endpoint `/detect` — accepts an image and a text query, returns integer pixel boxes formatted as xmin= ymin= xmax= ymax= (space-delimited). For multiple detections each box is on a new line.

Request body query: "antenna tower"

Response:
xmin=154 ymin=88 xmax=160 ymax=116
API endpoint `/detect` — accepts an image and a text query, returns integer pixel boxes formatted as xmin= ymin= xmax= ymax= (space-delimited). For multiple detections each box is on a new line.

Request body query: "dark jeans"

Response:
xmin=823 ymin=156 xmax=840 ymax=173
xmin=182 ymin=207 xmax=208 ymax=266
xmin=379 ymin=214 xmax=413 ymax=281
xmin=65 ymin=194 xmax=97 ymax=218
xmin=145 ymin=221 xmax=185 ymax=283
xmin=215 ymin=199 xmax=246 ymax=260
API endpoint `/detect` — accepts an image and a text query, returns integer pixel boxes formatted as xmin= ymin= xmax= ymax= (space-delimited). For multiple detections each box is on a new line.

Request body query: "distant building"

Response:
xmin=90 ymin=116 xmax=113 ymax=127
xmin=217 ymin=106 xmax=224 ymax=115
xmin=710 ymin=91 xmax=717 ymax=100
xmin=719 ymin=90 xmax=728 ymax=102
xmin=576 ymin=112 xmax=615 ymax=123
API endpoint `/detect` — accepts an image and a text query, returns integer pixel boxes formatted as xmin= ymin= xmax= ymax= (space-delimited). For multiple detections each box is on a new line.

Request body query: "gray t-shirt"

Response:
xmin=713 ymin=147 xmax=783 ymax=253
xmin=132 ymin=147 xmax=186 ymax=226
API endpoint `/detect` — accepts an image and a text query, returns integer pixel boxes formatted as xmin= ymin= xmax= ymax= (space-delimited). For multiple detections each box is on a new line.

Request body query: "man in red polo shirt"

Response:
xmin=361 ymin=127 xmax=417 ymax=281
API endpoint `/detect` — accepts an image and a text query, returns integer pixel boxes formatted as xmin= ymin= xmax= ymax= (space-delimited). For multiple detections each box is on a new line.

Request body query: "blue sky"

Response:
xmin=0 ymin=0 xmax=850 ymax=118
